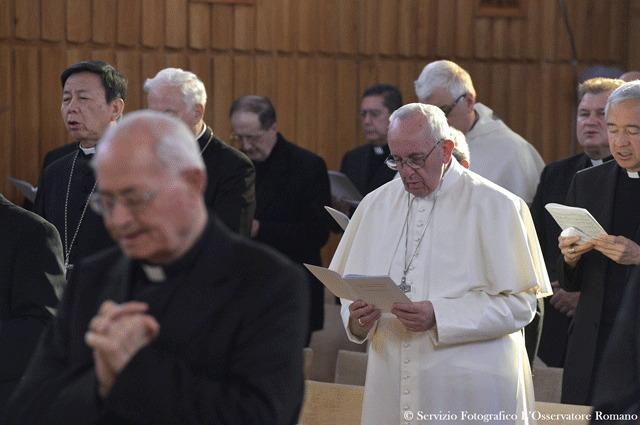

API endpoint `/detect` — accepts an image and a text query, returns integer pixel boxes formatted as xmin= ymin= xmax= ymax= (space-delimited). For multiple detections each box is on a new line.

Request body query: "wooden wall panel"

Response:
xmin=358 ymin=0 xmax=378 ymax=55
xmin=455 ymin=0 xmax=473 ymax=58
xmin=591 ymin=1 xmax=610 ymax=62
xmin=629 ymin=0 xmax=640 ymax=71
xmin=274 ymin=0 xmax=295 ymax=52
xmin=211 ymin=4 xmax=233 ymax=49
xmin=295 ymin=58 xmax=318 ymax=152
xmin=16 ymin=0 xmax=40 ymax=40
xmin=489 ymin=64 xmax=508 ymax=120
xmin=506 ymin=19 xmax=523 ymax=59
xmin=189 ymin=2 xmax=211 ymax=49
xmin=474 ymin=18 xmax=491 ymax=59
xmin=116 ymin=52 xmax=142 ymax=113
xmin=233 ymin=56 xmax=255 ymax=99
xmin=40 ymin=47 xmax=67 ymax=160
xmin=117 ymin=0 xmax=140 ymax=46
xmin=274 ymin=56 xmax=297 ymax=139
xmin=609 ymin=0 xmax=626 ymax=62
xmin=338 ymin=0 xmax=358 ymax=54
xmin=416 ymin=0 xmax=437 ymax=57
xmin=436 ymin=0 xmax=456 ymax=57
xmin=165 ymin=0 xmax=187 ymax=48
xmin=41 ymin=0 xmax=65 ymax=41
xmin=14 ymin=48 xmax=40 ymax=187
xmin=255 ymin=55 xmax=276 ymax=101
xmin=316 ymin=59 xmax=338 ymax=169
xmin=397 ymin=0 xmax=415 ymax=57
xmin=93 ymin=0 xmax=117 ymax=44
xmin=255 ymin=0 xmax=276 ymax=52
xmin=318 ymin=0 xmax=338 ymax=54
xmin=507 ymin=63 xmax=527 ymax=141
xmin=234 ymin=4 xmax=255 ymax=51
xmin=211 ymin=54 xmax=233 ymax=139
xmin=0 ymin=0 xmax=13 ymax=39
xmin=142 ymin=0 xmax=164 ymax=47
xmin=67 ymin=0 xmax=91 ymax=43
xmin=524 ymin=0 xmax=542 ymax=60
xmin=0 ymin=46 xmax=12 ymax=197
xmin=297 ymin=1 xmax=317 ymax=53
xmin=336 ymin=60 xmax=359 ymax=156
xmin=378 ymin=0 xmax=398 ymax=56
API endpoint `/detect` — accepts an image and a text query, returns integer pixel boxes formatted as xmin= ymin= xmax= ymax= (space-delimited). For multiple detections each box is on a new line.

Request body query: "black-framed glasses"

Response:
xmin=89 ymin=187 xmax=165 ymax=217
xmin=229 ymin=130 xmax=267 ymax=145
xmin=385 ymin=140 xmax=442 ymax=171
xmin=440 ymin=94 xmax=466 ymax=117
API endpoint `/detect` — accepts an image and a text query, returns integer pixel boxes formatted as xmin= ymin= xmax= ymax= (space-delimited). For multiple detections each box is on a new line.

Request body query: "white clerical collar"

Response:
xmin=628 ymin=170 xmax=640 ymax=179
xmin=590 ymin=158 xmax=603 ymax=166
xmin=196 ymin=123 xmax=207 ymax=140
xmin=141 ymin=264 xmax=167 ymax=282
xmin=373 ymin=146 xmax=385 ymax=155
xmin=79 ymin=145 xmax=96 ymax=155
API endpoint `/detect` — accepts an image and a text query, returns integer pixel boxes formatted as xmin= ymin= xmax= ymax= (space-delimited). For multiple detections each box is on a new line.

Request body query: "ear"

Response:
xmin=462 ymin=92 xmax=475 ymax=113
xmin=193 ymin=103 xmax=205 ymax=124
xmin=182 ymin=168 xmax=207 ymax=198
xmin=270 ymin=122 xmax=278 ymax=134
xmin=441 ymin=139 xmax=455 ymax=164
xmin=110 ymin=98 xmax=125 ymax=121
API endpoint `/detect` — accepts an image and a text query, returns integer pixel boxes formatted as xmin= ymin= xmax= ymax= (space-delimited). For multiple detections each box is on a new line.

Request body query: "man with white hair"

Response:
xmin=4 ymin=111 xmax=309 ymax=424
xmin=331 ymin=103 xmax=551 ymax=424
xmin=557 ymin=80 xmax=640 ymax=406
xmin=144 ymin=68 xmax=255 ymax=236
xmin=414 ymin=60 xmax=544 ymax=205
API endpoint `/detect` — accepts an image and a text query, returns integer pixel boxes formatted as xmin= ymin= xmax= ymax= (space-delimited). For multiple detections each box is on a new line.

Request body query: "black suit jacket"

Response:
xmin=4 ymin=217 xmax=309 ymax=425
xmin=340 ymin=144 xmax=396 ymax=196
xmin=590 ymin=265 xmax=640 ymax=423
xmin=0 ymin=195 xmax=65 ymax=415
xmin=530 ymin=153 xmax=597 ymax=367
xmin=198 ymin=126 xmax=256 ymax=236
xmin=33 ymin=148 xmax=116 ymax=267
xmin=559 ymin=161 xmax=640 ymax=405
xmin=254 ymin=133 xmax=330 ymax=332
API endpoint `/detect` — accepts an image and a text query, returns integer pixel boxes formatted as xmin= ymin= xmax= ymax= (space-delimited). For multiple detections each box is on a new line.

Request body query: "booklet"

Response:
xmin=8 ymin=176 xmax=37 ymax=203
xmin=304 ymin=264 xmax=411 ymax=312
xmin=328 ymin=171 xmax=362 ymax=206
xmin=324 ymin=206 xmax=350 ymax=231
xmin=545 ymin=203 xmax=607 ymax=243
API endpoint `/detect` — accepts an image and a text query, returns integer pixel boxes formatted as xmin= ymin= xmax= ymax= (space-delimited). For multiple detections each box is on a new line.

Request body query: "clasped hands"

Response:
xmin=349 ymin=299 xmax=436 ymax=333
xmin=559 ymin=234 xmax=640 ymax=268
xmin=85 ymin=300 xmax=160 ymax=398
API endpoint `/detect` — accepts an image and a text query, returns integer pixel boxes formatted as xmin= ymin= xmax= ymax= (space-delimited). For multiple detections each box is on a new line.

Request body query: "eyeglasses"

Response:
xmin=229 ymin=131 xmax=266 ymax=144
xmin=385 ymin=140 xmax=442 ymax=171
xmin=440 ymin=94 xmax=466 ymax=117
xmin=89 ymin=186 xmax=165 ymax=216
xmin=360 ymin=109 xmax=385 ymax=120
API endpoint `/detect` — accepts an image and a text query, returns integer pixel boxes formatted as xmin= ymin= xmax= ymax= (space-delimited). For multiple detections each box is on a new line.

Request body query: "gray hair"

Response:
xmin=605 ymin=80 xmax=640 ymax=118
xmin=93 ymin=110 xmax=205 ymax=174
xmin=389 ymin=103 xmax=450 ymax=143
xmin=143 ymin=68 xmax=207 ymax=111
xmin=414 ymin=60 xmax=476 ymax=103
xmin=449 ymin=127 xmax=470 ymax=165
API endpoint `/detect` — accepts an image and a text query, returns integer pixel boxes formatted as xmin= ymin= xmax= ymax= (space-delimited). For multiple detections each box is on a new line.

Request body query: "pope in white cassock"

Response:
xmin=330 ymin=103 xmax=552 ymax=425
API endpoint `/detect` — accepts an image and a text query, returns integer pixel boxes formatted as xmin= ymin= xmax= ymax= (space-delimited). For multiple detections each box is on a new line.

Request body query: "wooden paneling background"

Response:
xmin=0 ymin=0 xmax=638 ymax=262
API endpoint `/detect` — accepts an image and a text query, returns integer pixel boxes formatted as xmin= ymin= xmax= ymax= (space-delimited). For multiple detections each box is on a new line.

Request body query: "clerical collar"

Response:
xmin=79 ymin=145 xmax=96 ymax=155
xmin=628 ymin=170 xmax=640 ymax=179
xmin=196 ymin=124 xmax=207 ymax=140
xmin=590 ymin=158 xmax=604 ymax=166
xmin=373 ymin=146 xmax=385 ymax=155
xmin=141 ymin=264 xmax=166 ymax=282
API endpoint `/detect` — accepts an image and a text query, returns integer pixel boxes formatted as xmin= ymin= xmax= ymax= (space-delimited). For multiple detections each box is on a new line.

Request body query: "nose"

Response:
xmin=105 ymin=200 xmax=134 ymax=228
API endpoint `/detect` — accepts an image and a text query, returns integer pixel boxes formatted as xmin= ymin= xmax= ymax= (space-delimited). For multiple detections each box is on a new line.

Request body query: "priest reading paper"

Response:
xmin=330 ymin=103 xmax=551 ymax=425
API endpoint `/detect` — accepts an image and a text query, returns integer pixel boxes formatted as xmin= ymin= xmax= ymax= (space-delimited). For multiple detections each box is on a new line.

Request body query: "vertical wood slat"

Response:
xmin=297 ymin=1 xmax=317 ymax=52
xmin=416 ymin=0 xmax=437 ymax=57
xmin=435 ymin=0 xmax=455 ymax=57
xmin=378 ymin=0 xmax=398 ymax=56
xmin=358 ymin=60 xmax=377 ymax=98
xmin=553 ymin=0 xmax=571 ymax=61
xmin=541 ymin=0 xmax=556 ymax=60
xmin=14 ymin=48 xmax=40 ymax=186
xmin=570 ymin=0 xmax=588 ymax=62
xmin=492 ymin=19 xmax=508 ymax=60
xmin=591 ymin=0 xmax=611 ymax=62
xmin=188 ymin=55 xmax=212 ymax=124
xmin=189 ymin=1 xmax=210 ymax=49
xmin=142 ymin=0 xmax=164 ymax=48
xmin=524 ymin=0 xmax=542 ymax=60
xmin=165 ymin=0 xmax=187 ymax=48
xmin=397 ymin=0 xmax=415 ymax=57
xmin=117 ymin=0 xmax=140 ymax=46
xmin=316 ymin=59 xmax=337 ymax=168
xmin=212 ymin=54 xmax=233 ymax=140
xmin=609 ymin=0 xmax=626 ymax=62
xmin=93 ymin=0 xmax=117 ymax=44
xmin=211 ymin=4 xmax=233 ymax=49
xmin=489 ymin=64 xmax=509 ymax=120
xmin=255 ymin=0 xmax=275 ymax=51
xmin=377 ymin=60 xmax=399 ymax=88
xmin=399 ymin=60 xmax=419 ymax=104
xmin=41 ymin=0 xmax=65 ymax=41
xmin=140 ymin=53 xmax=165 ymax=108
xmin=295 ymin=58 xmax=317 ymax=152
xmin=336 ymin=60 xmax=359 ymax=156
xmin=0 ymin=46 xmax=12 ymax=197
xmin=275 ymin=56 xmax=297 ymax=139
xmin=16 ymin=0 xmax=41 ymax=40
xmin=474 ymin=18 xmax=492 ymax=59
xmin=67 ymin=0 xmax=91 ymax=43
xmin=234 ymin=4 xmax=255 ymax=51
xmin=0 ymin=0 xmax=13 ymax=39
xmin=233 ymin=56 xmax=255 ymax=99
xmin=628 ymin=0 xmax=640 ymax=71
xmin=358 ymin=0 xmax=378 ymax=55
xmin=116 ymin=51 xmax=141 ymax=113
xmin=317 ymin=0 xmax=338 ymax=54
xmin=274 ymin=0 xmax=296 ymax=52
xmin=91 ymin=51 xmax=117 ymax=68
xmin=507 ymin=18 xmax=523 ymax=59
xmin=255 ymin=55 xmax=276 ymax=101
xmin=455 ymin=0 xmax=473 ymax=58
xmin=40 ymin=48 xmax=67 ymax=163
xmin=338 ymin=0 xmax=358 ymax=54
xmin=507 ymin=63 xmax=527 ymax=142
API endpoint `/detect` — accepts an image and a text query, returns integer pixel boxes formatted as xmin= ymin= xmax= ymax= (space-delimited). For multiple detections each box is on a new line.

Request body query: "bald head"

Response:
xmin=620 ymin=71 xmax=640 ymax=83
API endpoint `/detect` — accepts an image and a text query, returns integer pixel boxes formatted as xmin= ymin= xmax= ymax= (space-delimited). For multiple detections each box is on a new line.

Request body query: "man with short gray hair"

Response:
xmin=144 ymin=68 xmax=255 ymax=236
xmin=5 ymin=110 xmax=309 ymax=424
xmin=332 ymin=103 xmax=551 ymax=424
xmin=415 ymin=60 xmax=544 ymax=204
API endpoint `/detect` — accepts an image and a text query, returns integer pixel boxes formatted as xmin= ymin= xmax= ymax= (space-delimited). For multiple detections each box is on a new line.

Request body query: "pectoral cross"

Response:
xmin=399 ymin=276 xmax=411 ymax=293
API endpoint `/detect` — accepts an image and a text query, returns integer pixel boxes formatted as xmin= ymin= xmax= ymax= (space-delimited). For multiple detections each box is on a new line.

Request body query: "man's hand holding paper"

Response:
xmin=590 ymin=234 xmax=640 ymax=265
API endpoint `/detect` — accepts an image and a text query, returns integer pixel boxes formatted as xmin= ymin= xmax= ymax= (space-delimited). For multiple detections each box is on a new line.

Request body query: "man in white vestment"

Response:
xmin=414 ymin=60 xmax=544 ymax=205
xmin=331 ymin=103 xmax=551 ymax=425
